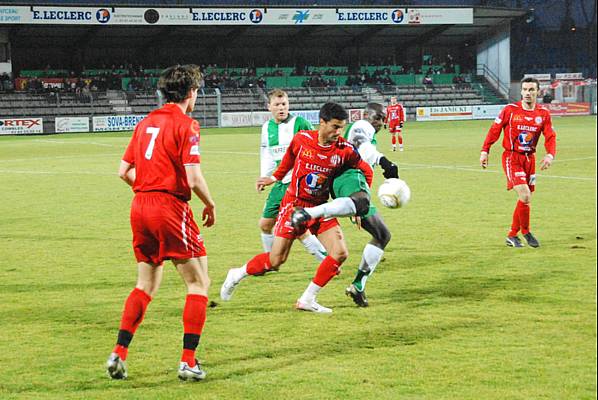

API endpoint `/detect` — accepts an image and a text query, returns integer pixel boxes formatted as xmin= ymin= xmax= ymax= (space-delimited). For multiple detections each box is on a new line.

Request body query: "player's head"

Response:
xmin=318 ymin=102 xmax=348 ymax=144
xmin=158 ymin=64 xmax=202 ymax=112
xmin=520 ymin=77 xmax=540 ymax=106
xmin=267 ymin=89 xmax=289 ymax=123
xmin=363 ymin=102 xmax=386 ymax=133
xmin=390 ymin=96 xmax=398 ymax=104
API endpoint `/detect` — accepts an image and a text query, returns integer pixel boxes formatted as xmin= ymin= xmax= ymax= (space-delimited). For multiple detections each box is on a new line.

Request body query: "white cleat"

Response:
xmin=178 ymin=359 xmax=206 ymax=381
xmin=220 ymin=268 xmax=239 ymax=301
xmin=399 ymin=146 xmax=404 ymax=152
xmin=295 ymin=299 xmax=333 ymax=314
xmin=106 ymin=352 xmax=127 ymax=380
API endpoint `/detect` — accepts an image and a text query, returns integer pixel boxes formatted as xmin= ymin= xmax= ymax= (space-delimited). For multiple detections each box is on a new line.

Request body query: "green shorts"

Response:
xmin=262 ymin=181 xmax=289 ymax=219
xmin=332 ymin=169 xmax=377 ymax=219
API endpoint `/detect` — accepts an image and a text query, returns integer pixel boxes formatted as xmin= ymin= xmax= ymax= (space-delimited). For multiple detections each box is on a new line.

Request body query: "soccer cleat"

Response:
xmin=290 ymin=207 xmax=311 ymax=232
xmin=106 ymin=352 xmax=127 ymax=380
xmin=505 ymin=236 xmax=524 ymax=248
xmin=178 ymin=359 xmax=206 ymax=381
xmin=399 ymin=145 xmax=404 ymax=152
xmin=392 ymin=145 xmax=397 ymax=152
xmin=220 ymin=268 xmax=239 ymax=301
xmin=295 ymin=299 xmax=333 ymax=314
xmin=523 ymin=232 xmax=540 ymax=248
xmin=345 ymin=284 xmax=369 ymax=307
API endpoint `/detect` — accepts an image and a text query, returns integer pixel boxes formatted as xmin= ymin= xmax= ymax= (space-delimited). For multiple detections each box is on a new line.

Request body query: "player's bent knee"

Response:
xmin=378 ymin=228 xmax=392 ymax=249
xmin=349 ymin=191 xmax=370 ymax=217
xmin=259 ymin=218 xmax=275 ymax=233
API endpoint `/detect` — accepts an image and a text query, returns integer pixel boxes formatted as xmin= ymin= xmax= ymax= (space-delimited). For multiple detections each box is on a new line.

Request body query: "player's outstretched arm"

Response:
xmin=256 ymin=176 xmax=276 ymax=192
xmin=118 ymin=160 xmax=135 ymax=187
xmin=186 ymin=164 xmax=216 ymax=227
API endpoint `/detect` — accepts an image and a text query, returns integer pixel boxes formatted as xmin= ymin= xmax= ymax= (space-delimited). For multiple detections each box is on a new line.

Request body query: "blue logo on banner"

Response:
xmin=96 ymin=8 xmax=110 ymax=23
xmin=391 ymin=9 xmax=404 ymax=23
xmin=293 ymin=10 xmax=310 ymax=24
xmin=249 ymin=9 xmax=263 ymax=23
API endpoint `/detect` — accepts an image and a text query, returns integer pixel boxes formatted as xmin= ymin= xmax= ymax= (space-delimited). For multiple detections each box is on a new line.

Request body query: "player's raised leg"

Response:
xmin=174 ymin=256 xmax=210 ymax=381
xmin=106 ymin=262 xmax=162 ymax=379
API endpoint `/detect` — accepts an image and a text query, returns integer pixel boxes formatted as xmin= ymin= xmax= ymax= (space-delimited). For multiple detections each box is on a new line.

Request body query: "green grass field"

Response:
xmin=0 ymin=116 xmax=596 ymax=399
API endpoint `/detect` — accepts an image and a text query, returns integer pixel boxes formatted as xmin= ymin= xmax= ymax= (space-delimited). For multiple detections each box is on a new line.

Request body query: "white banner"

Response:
xmin=93 ymin=115 xmax=145 ymax=132
xmin=293 ymin=110 xmax=320 ymax=125
xmin=555 ymin=72 xmax=583 ymax=80
xmin=55 ymin=117 xmax=90 ymax=133
xmin=416 ymin=106 xmax=472 ymax=121
xmin=0 ymin=118 xmax=43 ymax=135
xmin=523 ymin=74 xmax=551 ymax=81
xmin=472 ymin=104 xmax=507 ymax=120
xmin=0 ymin=6 xmax=472 ymax=25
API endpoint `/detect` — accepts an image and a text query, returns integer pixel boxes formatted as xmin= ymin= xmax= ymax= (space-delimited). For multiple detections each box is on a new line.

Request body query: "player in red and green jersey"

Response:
xmin=480 ymin=77 xmax=557 ymax=248
xmin=106 ymin=65 xmax=215 ymax=382
xmin=221 ymin=103 xmax=373 ymax=313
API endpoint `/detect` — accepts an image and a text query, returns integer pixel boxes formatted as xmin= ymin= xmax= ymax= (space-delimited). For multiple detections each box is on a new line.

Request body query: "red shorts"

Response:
xmin=130 ymin=192 xmax=206 ymax=264
xmin=502 ymin=151 xmax=536 ymax=192
xmin=274 ymin=198 xmax=339 ymax=240
xmin=389 ymin=124 xmax=402 ymax=134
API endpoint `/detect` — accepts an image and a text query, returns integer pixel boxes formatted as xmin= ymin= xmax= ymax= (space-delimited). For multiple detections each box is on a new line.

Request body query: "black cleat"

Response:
xmin=505 ymin=236 xmax=524 ymax=248
xmin=290 ymin=207 xmax=311 ymax=232
xmin=345 ymin=284 xmax=369 ymax=307
xmin=523 ymin=232 xmax=540 ymax=248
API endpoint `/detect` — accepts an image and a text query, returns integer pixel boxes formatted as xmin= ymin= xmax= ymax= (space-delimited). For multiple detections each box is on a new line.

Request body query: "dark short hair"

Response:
xmin=157 ymin=64 xmax=202 ymax=103
xmin=364 ymin=102 xmax=385 ymax=121
xmin=521 ymin=77 xmax=540 ymax=90
xmin=319 ymin=102 xmax=348 ymax=122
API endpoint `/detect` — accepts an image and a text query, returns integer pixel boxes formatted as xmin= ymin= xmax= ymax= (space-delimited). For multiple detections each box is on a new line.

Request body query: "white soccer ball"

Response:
xmin=377 ymin=178 xmax=411 ymax=209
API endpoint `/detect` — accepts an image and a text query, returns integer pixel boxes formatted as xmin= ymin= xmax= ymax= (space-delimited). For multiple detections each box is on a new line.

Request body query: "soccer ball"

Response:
xmin=377 ymin=178 xmax=411 ymax=209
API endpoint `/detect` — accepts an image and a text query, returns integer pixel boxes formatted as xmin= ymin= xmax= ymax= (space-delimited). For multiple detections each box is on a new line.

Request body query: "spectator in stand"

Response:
xmin=422 ymin=74 xmax=434 ymax=90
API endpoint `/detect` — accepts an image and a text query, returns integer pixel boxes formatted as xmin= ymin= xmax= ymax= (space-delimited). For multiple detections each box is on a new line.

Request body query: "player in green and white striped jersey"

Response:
xmin=258 ymin=89 xmax=327 ymax=261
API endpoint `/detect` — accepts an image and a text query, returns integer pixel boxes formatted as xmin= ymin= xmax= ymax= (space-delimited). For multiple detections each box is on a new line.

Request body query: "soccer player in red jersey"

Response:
xmin=385 ymin=96 xmax=406 ymax=151
xmin=106 ymin=65 xmax=216 ymax=381
xmin=480 ymin=77 xmax=557 ymax=248
xmin=220 ymin=103 xmax=373 ymax=313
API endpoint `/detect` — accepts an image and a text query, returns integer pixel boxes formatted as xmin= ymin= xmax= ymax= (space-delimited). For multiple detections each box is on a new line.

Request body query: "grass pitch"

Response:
xmin=0 ymin=116 xmax=596 ymax=399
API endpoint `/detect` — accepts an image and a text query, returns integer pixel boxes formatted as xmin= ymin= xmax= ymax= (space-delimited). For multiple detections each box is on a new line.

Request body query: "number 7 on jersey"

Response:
xmin=145 ymin=127 xmax=160 ymax=160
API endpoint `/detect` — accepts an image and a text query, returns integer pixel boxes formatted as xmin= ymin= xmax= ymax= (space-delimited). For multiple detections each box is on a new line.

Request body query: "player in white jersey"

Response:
xmin=291 ymin=103 xmax=398 ymax=307
xmin=258 ymin=89 xmax=327 ymax=261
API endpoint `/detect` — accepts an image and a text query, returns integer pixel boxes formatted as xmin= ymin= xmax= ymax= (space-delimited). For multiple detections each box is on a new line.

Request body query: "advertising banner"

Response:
xmin=0 ymin=6 xmax=472 ymax=25
xmin=0 ymin=118 xmax=43 ymax=135
xmin=523 ymin=74 xmax=551 ymax=81
xmin=93 ymin=115 xmax=145 ymax=132
xmin=14 ymin=77 xmax=93 ymax=91
xmin=348 ymin=109 xmax=364 ymax=122
xmin=293 ymin=110 xmax=320 ymax=126
xmin=55 ymin=117 xmax=90 ymax=133
xmin=472 ymin=104 xmax=507 ymax=120
xmin=416 ymin=106 xmax=473 ymax=121
xmin=544 ymin=102 xmax=590 ymax=116
xmin=555 ymin=73 xmax=583 ymax=80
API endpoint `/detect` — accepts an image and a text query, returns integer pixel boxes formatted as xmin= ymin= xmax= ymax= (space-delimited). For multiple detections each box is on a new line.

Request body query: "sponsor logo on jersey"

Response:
xmin=329 ymin=154 xmax=341 ymax=166
xmin=305 ymin=163 xmax=332 ymax=173
xmin=304 ymin=172 xmax=328 ymax=195
xmin=513 ymin=115 xmax=524 ymax=123
xmin=96 ymin=9 xmax=110 ymax=23
xmin=249 ymin=9 xmax=263 ymax=23
xmin=517 ymin=125 xmax=538 ymax=133
xmin=535 ymin=116 xmax=543 ymax=124
xmin=524 ymin=116 xmax=533 ymax=121
xmin=391 ymin=9 xmax=404 ymax=23
xmin=293 ymin=10 xmax=310 ymax=24
xmin=317 ymin=154 xmax=327 ymax=160
xmin=302 ymin=149 xmax=314 ymax=159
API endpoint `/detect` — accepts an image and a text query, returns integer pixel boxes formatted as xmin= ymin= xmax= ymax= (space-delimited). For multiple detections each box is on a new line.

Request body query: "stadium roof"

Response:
xmin=6 ymin=6 xmax=525 ymax=50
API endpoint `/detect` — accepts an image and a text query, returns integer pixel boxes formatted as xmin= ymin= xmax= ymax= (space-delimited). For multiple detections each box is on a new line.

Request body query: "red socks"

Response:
xmin=509 ymin=200 xmax=530 ymax=236
xmin=113 ymin=288 xmax=152 ymax=360
xmin=398 ymin=135 xmax=403 ymax=145
xmin=313 ymin=256 xmax=341 ymax=287
xmin=181 ymin=294 xmax=208 ymax=367
xmin=391 ymin=135 xmax=397 ymax=145
xmin=245 ymin=252 xmax=272 ymax=276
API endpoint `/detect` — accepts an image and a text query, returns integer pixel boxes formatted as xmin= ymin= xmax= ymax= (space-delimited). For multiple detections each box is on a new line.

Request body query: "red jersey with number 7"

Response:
xmin=122 ymin=103 xmax=201 ymax=201
xmin=273 ymin=130 xmax=373 ymax=205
